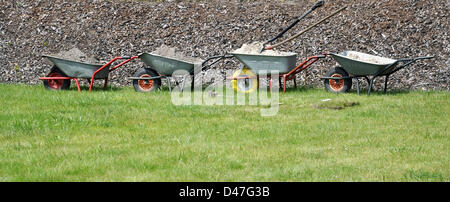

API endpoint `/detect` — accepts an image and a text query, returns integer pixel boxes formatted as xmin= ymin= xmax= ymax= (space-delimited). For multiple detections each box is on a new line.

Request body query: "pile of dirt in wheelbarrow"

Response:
xmin=151 ymin=45 xmax=203 ymax=64
xmin=50 ymin=48 xmax=100 ymax=64
xmin=232 ymin=42 xmax=294 ymax=56
xmin=346 ymin=52 xmax=396 ymax=65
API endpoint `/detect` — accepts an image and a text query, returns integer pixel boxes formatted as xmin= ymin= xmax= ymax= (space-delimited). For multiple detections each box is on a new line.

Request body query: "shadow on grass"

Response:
xmin=281 ymin=84 xmax=420 ymax=97
xmin=70 ymin=85 xmax=126 ymax=92
xmin=349 ymin=88 xmax=414 ymax=96
xmin=282 ymin=85 xmax=318 ymax=93
xmin=69 ymin=83 xmax=423 ymax=96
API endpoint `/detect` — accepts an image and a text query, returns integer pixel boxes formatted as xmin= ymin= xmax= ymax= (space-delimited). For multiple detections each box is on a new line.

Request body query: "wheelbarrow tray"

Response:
xmin=330 ymin=51 xmax=397 ymax=76
xmin=139 ymin=53 xmax=202 ymax=75
xmin=43 ymin=55 xmax=109 ymax=79
xmin=230 ymin=52 xmax=297 ymax=74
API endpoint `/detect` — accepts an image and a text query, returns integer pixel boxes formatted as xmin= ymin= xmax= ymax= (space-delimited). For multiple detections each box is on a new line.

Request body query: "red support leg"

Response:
xmin=89 ymin=78 xmax=95 ymax=92
xmin=74 ymin=78 xmax=81 ymax=92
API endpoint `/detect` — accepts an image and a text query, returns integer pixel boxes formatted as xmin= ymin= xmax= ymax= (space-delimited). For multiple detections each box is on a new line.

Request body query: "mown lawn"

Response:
xmin=0 ymin=84 xmax=448 ymax=181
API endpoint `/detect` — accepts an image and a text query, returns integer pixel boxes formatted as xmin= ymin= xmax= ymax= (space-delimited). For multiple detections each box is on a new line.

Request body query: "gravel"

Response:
xmin=0 ymin=0 xmax=448 ymax=90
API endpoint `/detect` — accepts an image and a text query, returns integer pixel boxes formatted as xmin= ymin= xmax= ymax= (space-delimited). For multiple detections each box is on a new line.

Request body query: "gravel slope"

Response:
xmin=0 ymin=0 xmax=448 ymax=90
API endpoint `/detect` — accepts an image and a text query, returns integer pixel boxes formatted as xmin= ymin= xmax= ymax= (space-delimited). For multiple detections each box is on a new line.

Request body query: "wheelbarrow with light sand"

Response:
xmin=321 ymin=51 xmax=434 ymax=95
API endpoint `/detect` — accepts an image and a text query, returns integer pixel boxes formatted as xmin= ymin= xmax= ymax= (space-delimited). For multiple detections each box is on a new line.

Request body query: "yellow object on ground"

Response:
xmin=231 ymin=68 xmax=258 ymax=93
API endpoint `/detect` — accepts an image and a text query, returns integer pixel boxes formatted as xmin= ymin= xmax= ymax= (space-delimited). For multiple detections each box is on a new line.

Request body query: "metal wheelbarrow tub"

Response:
xmin=230 ymin=52 xmax=298 ymax=74
xmin=330 ymin=51 xmax=398 ymax=76
xmin=43 ymin=55 xmax=110 ymax=79
xmin=138 ymin=53 xmax=201 ymax=76
xmin=199 ymin=52 xmax=325 ymax=94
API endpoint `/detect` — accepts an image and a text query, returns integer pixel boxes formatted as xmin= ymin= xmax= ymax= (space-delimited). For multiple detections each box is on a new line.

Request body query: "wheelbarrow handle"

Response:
xmin=377 ymin=56 xmax=435 ymax=78
xmin=265 ymin=0 xmax=325 ymax=44
xmin=397 ymin=56 xmax=434 ymax=62
xmin=201 ymin=54 xmax=234 ymax=69
xmin=397 ymin=56 xmax=434 ymax=63
xmin=414 ymin=56 xmax=434 ymax=60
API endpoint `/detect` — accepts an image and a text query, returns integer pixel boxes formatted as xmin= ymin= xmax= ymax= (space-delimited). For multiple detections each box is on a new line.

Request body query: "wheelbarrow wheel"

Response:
xmin=232 ymin=68 xmax=258 ymax=93
xmin=43 ymin=67 xmax=71 ymax=90
xmin=324 ymin=66 xmax=352 ymax=93
xmin=133 ymin=68 xmax=161 ymax=93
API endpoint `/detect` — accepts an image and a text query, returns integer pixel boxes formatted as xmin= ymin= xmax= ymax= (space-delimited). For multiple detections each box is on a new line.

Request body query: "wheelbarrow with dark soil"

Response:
xmin=40 ymin=55 xmax=138 ymax=92
xmin=321 ymin=51 xmax=434 ymax=95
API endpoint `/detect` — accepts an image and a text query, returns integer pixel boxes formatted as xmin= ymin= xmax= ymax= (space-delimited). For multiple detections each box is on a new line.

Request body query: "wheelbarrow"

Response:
xmin=321 ymin=51 xmax=434 ymax=95
xmin=200 ymin=52 xmax=327 ymax=93
xmin=40 ymin=55 xmax=138 ymax=92
xmin=213 ymin=1 xmax=345 ymax=93
xmin=129 ymin=53 xmax=204 ymax=92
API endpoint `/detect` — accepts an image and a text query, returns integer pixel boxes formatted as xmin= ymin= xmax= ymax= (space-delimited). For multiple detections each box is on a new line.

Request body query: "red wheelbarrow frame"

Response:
xmin=40 ymin=56 xmax=138 ymax=92
xmin=227 ymin=53 xmax=328 ymax=93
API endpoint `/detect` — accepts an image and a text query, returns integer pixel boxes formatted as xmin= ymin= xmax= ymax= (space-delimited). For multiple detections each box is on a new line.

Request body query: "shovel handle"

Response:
xmin=267 ymin=6 xmax=347 ymax=50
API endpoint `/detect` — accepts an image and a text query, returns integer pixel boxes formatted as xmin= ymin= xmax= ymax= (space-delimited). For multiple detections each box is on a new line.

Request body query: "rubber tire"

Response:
xmin=133 ymin=68 xmax=161 ymax=93
xmin=231 ymin=68 xmax=258 ymax=93
xmin=43 ymin=67 xmax=71 ymax=90
xmin=324 ymin=66 xmax=352 ymax=93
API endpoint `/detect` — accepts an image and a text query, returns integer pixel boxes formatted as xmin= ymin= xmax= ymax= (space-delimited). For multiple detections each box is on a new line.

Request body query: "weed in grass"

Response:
xmin=311 ymin=99 xmax=360 ymax=110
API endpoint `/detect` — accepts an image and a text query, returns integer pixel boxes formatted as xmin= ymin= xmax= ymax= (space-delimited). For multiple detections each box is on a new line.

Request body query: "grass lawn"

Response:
xmin=0 ymin=83 xmax=448 ymax=181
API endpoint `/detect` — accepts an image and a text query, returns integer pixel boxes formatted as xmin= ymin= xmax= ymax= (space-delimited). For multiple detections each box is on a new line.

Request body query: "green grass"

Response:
xmin=0 ymin=84 xmax=448 ymax=181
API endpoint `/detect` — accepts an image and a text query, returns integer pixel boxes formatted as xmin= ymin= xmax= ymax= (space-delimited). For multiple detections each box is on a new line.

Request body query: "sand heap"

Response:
xmin=346 ymin=52 xmax=396 ymax=65
xmin=152 ymin=45 xmax=203 ymax=64
xmin=52 ymin=48 xmax=99 ymax=64
xmin=232 ymin=42 xmax=295 ymax=56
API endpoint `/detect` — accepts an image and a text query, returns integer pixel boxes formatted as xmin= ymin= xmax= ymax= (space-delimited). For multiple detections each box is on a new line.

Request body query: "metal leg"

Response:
xmin=89 ymin=78 xmax=95 ymax=92
xmin=74 ymin=78 xmax=81 ymax=92
xmin=283 ymin=75 xmax=287 ymax=94
xmin=368 ymin=77 xmax=376 ymax=96
xmin=293 ymin=76 xmax=297 ymax=89
xmin=257 ymin=75 xmax=260 ymax=93
xmin=354 ymin=77 xmax=360 ymax=96
xmin=191 ymin=75 xmax=195 ymax=92
xmin=364 ymin=76 xmax=370 ymax=84
xmin=364 ymin=76 xmax=373 ymax=92
xmin=269 ymin=77 xmax=273 ymax=94
xmin=384 ymin=75 xmax=389 ymax=93
xmin=104 ymin=77 xmax=108 ymax=90
xmin=180 ymin=75 xmax=188 ymax=92
xmin=166 ymin=76 xmax=172 ymax=93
